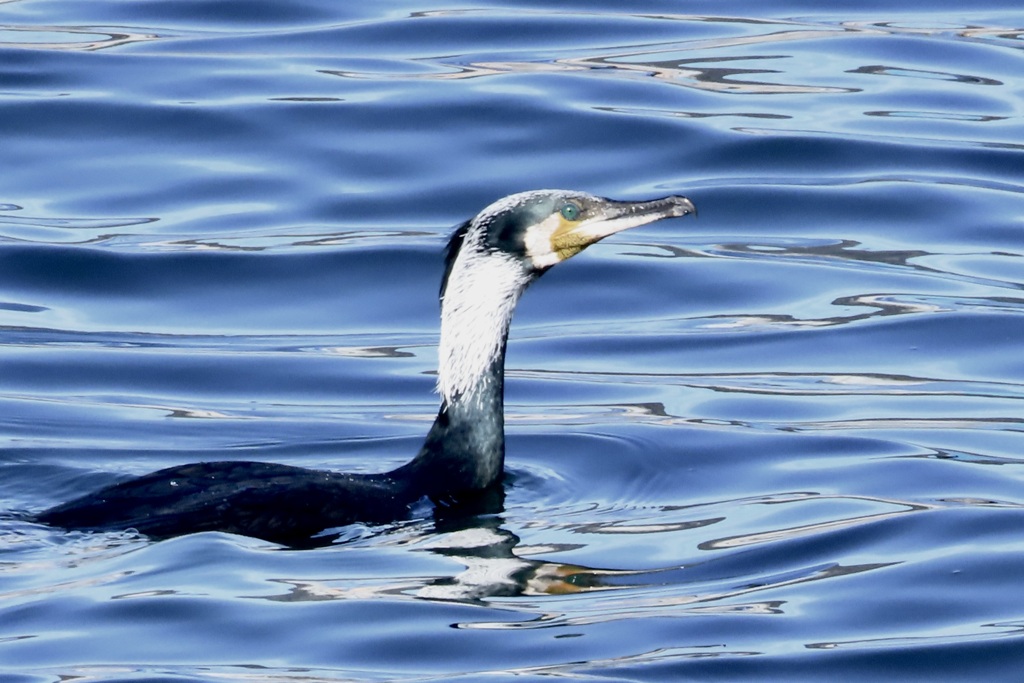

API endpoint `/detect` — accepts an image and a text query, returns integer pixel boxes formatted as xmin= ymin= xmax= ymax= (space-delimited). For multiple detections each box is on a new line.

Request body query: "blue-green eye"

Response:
xmin=560 ymin=203 xmax=581 ymax=221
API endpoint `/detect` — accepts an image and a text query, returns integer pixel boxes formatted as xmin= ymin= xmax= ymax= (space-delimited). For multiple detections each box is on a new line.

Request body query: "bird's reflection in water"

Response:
xmin=263 ymin=509 xmax=647 ymax=604
xmin=417 ymin=514 xmax=640 ymax=601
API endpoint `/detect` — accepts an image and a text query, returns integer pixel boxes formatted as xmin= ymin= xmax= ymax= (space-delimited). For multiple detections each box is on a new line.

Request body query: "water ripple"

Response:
xmin=0 ymin=25 xmax=158 ymax=51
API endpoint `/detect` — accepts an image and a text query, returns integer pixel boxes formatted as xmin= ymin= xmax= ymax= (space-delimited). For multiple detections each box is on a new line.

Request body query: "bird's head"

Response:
xmin=435 ymin=189 xmax=695 ymax=404
xmin=442 ymin=189 xmax=696 ymax=298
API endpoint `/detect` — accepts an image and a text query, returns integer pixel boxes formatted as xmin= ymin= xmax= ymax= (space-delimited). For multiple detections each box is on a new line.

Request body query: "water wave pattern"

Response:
xmin=1 ymin=3 xmax=1023 ymax=681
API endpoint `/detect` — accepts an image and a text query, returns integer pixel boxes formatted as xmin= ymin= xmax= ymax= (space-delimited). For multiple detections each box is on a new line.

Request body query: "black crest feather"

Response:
xmin=441 ymin=218 xmax=472 ymax=300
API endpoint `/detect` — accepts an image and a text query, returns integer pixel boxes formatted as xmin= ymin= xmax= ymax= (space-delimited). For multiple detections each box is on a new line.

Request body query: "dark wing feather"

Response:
xmin=35 ymin=461 xmax=410 ymax=547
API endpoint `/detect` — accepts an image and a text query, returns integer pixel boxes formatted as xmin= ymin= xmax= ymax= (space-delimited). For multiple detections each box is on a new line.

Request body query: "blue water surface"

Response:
xmin=2 ymin=1 xmax=1023 ymax=681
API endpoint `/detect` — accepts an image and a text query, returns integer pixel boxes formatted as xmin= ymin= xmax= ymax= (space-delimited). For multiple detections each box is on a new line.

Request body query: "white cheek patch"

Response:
xmin=522 ymin=213 xmax=565 ymax=270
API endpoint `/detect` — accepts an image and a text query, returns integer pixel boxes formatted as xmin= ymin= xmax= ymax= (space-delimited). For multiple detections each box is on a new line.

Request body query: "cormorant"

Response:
xmin=35 ymin=190 xmax=696 ymax=546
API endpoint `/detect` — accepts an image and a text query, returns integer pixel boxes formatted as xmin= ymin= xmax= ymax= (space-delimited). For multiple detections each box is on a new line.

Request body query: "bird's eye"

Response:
xmin=560 ymin=203 xmax=581 ymax=221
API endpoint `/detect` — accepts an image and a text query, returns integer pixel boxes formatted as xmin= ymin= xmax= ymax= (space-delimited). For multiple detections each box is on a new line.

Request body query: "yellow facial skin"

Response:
xmin=550 ymin=212 xmax=591 ymax=261
xmin=522 ymin=211 xmax=583 ymax=270
xmin=521 ymin=194 xmax=695 ymax=272
xmin=523 ymin=210 xmax=613 ymax=269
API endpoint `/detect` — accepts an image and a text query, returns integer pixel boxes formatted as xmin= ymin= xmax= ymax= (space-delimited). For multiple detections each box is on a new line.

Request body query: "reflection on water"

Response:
xmin=319 ymin=11 xmax=1024 ymax=103
xmin=0 ymin=26 xmax=157 ymax=51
